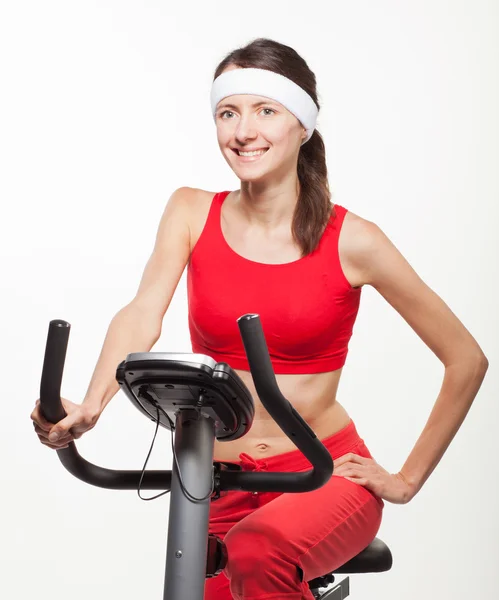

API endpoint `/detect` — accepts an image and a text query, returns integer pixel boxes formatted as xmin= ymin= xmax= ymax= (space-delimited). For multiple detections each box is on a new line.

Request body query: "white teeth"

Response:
xmin=238 ymin=149 xmax=267 ymax=156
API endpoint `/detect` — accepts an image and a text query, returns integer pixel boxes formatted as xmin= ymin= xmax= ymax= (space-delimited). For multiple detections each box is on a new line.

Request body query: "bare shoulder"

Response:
xmin=186 ymin=188 xmax=219 ymax=252
xmin=337 ymin=207 xmax=378 ymax=288
xmin=171 ymin=185 xmax=208 ymax=212
xmin=337 ymin=206 xmax=415 ymax=289
xmin=339 ymin=206 xmax=423 ymax=289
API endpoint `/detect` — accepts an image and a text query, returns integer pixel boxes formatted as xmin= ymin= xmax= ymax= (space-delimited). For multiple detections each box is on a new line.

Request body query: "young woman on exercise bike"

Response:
xmin=31 ymin=38 xmax=488 ymax=600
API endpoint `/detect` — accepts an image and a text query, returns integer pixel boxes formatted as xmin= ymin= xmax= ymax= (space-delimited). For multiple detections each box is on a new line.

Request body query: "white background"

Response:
xmin=1 ymin=1 xmax=498 ymax=599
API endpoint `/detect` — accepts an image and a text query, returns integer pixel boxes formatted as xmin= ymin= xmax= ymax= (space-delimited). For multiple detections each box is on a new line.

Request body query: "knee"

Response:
xmin=223 ymin=520 xmax=283 ymax=576
xmin=222 ymin=520 xmax=305 ymax=596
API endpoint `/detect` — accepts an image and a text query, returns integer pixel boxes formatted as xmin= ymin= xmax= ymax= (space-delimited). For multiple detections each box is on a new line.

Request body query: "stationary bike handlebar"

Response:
xmin=39 ymin=315 xmax=334 ymax=492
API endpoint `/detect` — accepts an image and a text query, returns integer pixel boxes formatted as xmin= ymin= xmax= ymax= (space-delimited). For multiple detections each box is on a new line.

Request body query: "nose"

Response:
xmin=234 ymin=114 xmax=258 ymax=143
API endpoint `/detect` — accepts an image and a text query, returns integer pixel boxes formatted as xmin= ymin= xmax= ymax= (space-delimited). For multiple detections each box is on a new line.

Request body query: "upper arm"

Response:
xmin=131 ymin=186 xmax=195 ymax=325
xmin=348 ymin=218 xmax=487 ymax=367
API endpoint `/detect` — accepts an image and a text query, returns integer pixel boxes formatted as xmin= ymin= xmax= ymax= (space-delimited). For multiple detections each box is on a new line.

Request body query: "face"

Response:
xmin=215 ymin=66 xmax=307 ymax=181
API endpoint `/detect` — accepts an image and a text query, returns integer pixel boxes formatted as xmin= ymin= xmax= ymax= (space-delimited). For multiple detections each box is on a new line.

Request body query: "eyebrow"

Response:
xmin=217 ymin=100 xmax=277 ymax=111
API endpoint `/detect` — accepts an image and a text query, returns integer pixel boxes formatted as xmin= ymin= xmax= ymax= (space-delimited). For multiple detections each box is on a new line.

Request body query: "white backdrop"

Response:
xmin=2 ymin=1 xmax=498 ymax=599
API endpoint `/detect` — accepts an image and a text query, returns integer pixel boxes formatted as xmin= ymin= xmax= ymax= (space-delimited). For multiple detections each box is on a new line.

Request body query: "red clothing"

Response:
xmin=187 ymin=190 xmax=361 ymax=374
xmin=204 ymin=420 xmax=384 ymax=599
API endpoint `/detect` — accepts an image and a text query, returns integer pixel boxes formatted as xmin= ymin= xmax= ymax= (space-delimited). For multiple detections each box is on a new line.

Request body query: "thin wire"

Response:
xmin=136 ymin=402 xmax=215 ymax=503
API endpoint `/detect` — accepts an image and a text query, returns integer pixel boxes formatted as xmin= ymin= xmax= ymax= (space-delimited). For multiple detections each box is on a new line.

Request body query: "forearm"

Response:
xmin=82 ymin=303 xmax=161 ymax=417
xmin=399 ymin=354 xmax=488 ymax=500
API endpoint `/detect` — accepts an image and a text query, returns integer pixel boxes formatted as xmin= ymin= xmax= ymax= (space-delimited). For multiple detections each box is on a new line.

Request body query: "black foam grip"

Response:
xmin=40 ymin=320 xmax=70 ymax=424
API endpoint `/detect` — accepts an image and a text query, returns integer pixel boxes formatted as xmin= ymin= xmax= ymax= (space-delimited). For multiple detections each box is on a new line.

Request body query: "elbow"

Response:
xmin=478 ymin=353 xmax=489 ymax=373
xmin=475 ymin=353 xmax=489 ymax=393
xmin=470 ymin=348 xmax=489 ymax=374
xmin=472 ymin=343 xmax=489 ymax=372
xmin=469 ymin=350 xmax=489 ymax=379
xmin=447 ymin=347 xmax=489 ymax=375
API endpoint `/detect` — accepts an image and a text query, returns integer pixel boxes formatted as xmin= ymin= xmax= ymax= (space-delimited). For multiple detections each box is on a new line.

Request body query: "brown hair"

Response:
xmin=213 ymin=37 xmax=334 ymax=257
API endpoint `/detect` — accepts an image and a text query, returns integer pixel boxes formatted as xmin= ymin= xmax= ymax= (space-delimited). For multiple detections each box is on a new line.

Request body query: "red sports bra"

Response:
xmin=187 ymin=191 xmax=362 ymax=374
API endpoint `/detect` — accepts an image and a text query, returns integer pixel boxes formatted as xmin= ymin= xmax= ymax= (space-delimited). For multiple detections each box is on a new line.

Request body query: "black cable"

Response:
xmin=136 ymin=402 xmax=215 ymax=503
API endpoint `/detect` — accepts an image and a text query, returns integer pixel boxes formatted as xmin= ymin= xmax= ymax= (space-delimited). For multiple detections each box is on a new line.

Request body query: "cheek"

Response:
xmin=216 ymin=123 xmax=233 ymax=141
xmin=267 ymin=133 xmax=300 ymax=161
xmin=262 ymin=121 xmax=288 ymax=141
xmin=266 ymin=121 xmax=300 ymax=145
xmin=217 ymin=129 xmax=230 ymax=145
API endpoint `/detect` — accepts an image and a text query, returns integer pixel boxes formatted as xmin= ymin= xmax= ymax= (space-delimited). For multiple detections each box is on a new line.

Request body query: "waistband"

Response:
xmin=237 ymin=419 xmax=364 ymax=473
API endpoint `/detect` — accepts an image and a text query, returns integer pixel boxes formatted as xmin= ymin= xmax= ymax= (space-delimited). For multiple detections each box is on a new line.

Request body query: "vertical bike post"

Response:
xmin=163 ymin=410 xmax=216 ymax=600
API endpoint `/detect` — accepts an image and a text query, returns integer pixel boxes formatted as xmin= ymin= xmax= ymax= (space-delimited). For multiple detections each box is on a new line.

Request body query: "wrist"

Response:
xmin=82 ymin=398 xmax=103 ymax=423
xmin=397 ymin=470 xmax=420 ymax=503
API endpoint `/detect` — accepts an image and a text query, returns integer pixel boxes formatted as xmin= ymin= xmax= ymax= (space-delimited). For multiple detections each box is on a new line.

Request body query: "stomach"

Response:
xmin=212 ymin=367 xmax=351 ymax=461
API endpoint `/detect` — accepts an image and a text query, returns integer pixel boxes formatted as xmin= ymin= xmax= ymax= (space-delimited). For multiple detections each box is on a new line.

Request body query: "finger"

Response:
xmin=333 ymin=463 xmax=352 ymax=476
xmin=345 ymin=454 xmax=371 ymax=465
xmin=34 ymin=420 xmax=75 ymax=441
xmin=38 ymin=431 xmax=73 ymax=447
xmin=338 ymin=466 xmax=365 ymax=478
xmin=36 ymin=427 xmax=71 ymax=448
xmin=333 ymin=464 xmax=347 ymax=475
xmin=48 ymin=413 xmax=79 ymax=442
xmin=31 ymin=403 xmax=53 ymax=431
xmin=333 ymin=455 xmax=349 ymax=467
xmin=334 ymin=453 xmax=369 ymax=467
xmin=334 ymin=460 xmax=363 ymax=474
xmin=33 ymin=423 xmax=54 ymax=439
xmin=33 ymin=423 xmax=50 ymax=439
xmin=36 ymin=428 xmax=73 ymax=444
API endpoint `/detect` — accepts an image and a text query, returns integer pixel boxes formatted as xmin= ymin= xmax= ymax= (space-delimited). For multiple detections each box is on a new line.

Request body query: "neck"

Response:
xmin=237 ymin=177 xmax=301 ymax=230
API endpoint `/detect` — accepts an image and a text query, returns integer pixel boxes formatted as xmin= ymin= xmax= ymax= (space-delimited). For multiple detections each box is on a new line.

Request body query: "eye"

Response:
xmin=219 ymin=107 xmax=276 ymax=119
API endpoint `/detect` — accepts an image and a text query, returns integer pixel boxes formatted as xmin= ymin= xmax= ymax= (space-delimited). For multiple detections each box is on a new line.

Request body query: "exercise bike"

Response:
xmin=39 ymin=314 xmax=392 ymax=599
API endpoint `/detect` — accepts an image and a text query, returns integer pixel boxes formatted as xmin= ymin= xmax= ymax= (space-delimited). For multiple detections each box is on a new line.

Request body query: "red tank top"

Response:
xmin=187 ymin=191 xmax=362 ymax=374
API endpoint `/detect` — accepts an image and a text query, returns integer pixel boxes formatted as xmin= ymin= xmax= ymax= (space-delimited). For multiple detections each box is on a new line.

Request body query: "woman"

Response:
xmin=31 ymin=38 xmax=488 ymax=600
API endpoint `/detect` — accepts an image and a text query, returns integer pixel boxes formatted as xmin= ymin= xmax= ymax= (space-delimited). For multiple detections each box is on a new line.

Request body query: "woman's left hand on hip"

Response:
xmin=333 ymin=452 xmax=415 ymax=504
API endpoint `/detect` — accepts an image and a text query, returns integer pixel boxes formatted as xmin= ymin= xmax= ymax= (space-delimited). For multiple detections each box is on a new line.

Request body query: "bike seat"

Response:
xmin=307 ymin=537 xmax=392 ymax=589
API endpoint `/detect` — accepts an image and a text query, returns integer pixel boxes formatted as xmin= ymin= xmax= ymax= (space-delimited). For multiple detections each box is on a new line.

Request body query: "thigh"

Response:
xmin=205 ymin=434 xmax=384 ymax=596
xmin=223 ymin=444 xmax=383 ymax=583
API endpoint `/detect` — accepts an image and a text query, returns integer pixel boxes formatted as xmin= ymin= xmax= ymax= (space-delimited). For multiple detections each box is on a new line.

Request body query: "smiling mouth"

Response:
xmin=232 ymin=148 xmax=269 ymax=158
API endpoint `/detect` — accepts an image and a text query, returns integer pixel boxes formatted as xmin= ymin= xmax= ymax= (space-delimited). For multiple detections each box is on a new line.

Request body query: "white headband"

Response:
xmin=210 ymin=67 xmax=319 ymax=145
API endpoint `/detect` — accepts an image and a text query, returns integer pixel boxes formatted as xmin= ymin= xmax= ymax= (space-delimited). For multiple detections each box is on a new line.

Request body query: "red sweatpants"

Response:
xmin=204 ymin=419 xmax=384 ymax=600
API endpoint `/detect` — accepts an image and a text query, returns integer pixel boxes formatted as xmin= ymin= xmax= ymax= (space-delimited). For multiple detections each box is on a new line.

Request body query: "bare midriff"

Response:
xmin=213 ymin=367 xmax=351 ymax=461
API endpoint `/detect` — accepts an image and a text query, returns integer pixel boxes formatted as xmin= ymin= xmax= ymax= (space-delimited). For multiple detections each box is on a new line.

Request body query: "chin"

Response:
xmin=236 ymin=170 xmax=273 ymax=183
